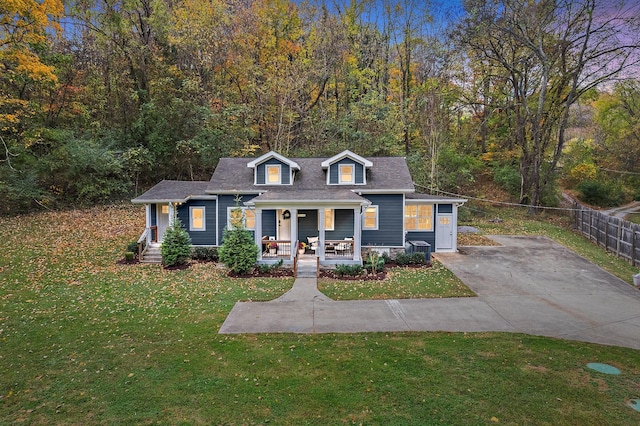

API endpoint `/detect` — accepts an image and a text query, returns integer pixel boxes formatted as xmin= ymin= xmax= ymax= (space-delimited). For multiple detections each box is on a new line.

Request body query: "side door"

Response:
xmin=435 ymin=214 xmax=453 ymax=251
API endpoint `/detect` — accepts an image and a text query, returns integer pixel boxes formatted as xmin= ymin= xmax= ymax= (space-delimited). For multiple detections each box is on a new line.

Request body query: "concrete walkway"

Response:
xmin=218 ymin=236 xmax=640 ymax=350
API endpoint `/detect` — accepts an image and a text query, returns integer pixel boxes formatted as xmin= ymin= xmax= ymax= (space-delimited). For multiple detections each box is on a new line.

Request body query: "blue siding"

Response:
xmin=329 ymin=158 xmax=365 ymax=184
xmin=262 ymin=210 xmax=277 ymax=238
xmin=217 ymin=194 xmax=257 ymax=245
xmin=362 ymin=194 xmax=404 ymax=246
xmin=298 ymin=209 xmax=318 ymax=242
xmin=406 ymin=231 xmax=435 ymax=248
xmin=177 ymin=200 xmax=217 ymax=245
xmin=256 ymin=159 xmax=290 ymax=185
xmin=326 ymin=209 xmax=354 ymax=239
xmin=438 ymin=204 xmax=453 ymax=214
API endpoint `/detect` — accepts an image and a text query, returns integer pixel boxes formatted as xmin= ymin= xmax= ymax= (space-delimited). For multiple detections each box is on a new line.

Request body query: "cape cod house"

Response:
xmin=132 ymin=150 xmax=466 ymax=265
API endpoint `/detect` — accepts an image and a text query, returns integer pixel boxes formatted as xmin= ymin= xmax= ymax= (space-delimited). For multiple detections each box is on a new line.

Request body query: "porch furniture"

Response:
xmin=307 ymin=236 xmax=319 ymax=252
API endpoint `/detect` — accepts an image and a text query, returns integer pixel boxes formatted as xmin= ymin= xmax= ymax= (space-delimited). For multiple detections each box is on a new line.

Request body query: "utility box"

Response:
xmin=634 ymin=273 xmax=640 ymax=287
xmin=407 ymin=240 xmax=431 ymax=261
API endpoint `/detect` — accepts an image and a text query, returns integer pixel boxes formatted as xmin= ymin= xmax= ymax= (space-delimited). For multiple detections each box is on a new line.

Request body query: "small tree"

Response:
xmin=218 ymin=205 xmax=258 ymax=274
xmin=161 ymin=220 xmax=192 ymax=267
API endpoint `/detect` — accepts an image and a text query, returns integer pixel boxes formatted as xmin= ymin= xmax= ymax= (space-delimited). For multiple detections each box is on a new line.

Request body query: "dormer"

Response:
xmin=321 ymin=150 xmax=373 ymax=185
xmin=247 ymin=151 xmax=300 ymax=185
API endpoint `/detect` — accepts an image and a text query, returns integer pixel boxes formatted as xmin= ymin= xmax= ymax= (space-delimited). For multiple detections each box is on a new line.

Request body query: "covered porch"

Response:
xmin=248 ymin=197 xmax=369 ymax=265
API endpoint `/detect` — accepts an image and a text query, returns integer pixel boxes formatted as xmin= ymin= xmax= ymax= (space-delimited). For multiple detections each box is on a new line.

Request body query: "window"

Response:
xmin=228 ymin=207 xmax=255 ymax=230
xmin=190 ymin=206 xmax=206 ymax=231
xmin=363 ymin=206 xmax=378 ymax=230
xmin=324 ymin=209 xmax=334 ymax=231
xmin=405 ymin=204 xmax=433 ymax=231
xmin=339 ymin=164 xmax=354 ymax=183
xmin=266 ymin=165 xmax=281 ymax=184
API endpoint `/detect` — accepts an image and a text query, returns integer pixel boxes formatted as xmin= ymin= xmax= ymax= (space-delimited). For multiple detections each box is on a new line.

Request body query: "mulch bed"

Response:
xmin=228 ymin=269 xmax=295 ymax=278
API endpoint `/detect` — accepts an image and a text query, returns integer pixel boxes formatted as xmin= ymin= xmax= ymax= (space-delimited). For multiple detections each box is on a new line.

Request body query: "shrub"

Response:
xmin=395 ymin=251 xmax=427 ymax=266
xmin=191 ymin=247 xmax=218 ymax=262
xmin=257 ymin=260 xmax=284 ymax=274
xmin=395 ymin=252 xmax=411 ymax=266
xmin=218 ymin=224 xmax=258 ymax=274
xmin=410 ymin=252 xmax=426 ymax=265
xmin=493 ymin=164 xmax=521 ymax=196
xmin=161 ymin=220 xmax=192 ymax=267
xmin=577 ymin=180 xmax=625 ymax=207
xmin=365 ymin=251 xmax=385 ymax=273
xmin=124 ymin=251 xmax=135 ymax=261
xmin=335 ymin=264 xmax=363 ymax=277
xmin=126 ymin=241 xmax=139 ymax=254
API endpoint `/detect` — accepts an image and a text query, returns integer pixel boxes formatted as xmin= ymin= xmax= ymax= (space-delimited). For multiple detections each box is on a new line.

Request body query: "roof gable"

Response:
xmin=320 ymin=150 xmax=373 ymax=169
xmin=247 ymin=151 xmax=300 ymax=170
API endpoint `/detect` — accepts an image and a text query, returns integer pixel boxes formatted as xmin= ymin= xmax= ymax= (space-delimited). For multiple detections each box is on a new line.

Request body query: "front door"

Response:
xmin=278 ymin=209 xmax=291 ymax=241
xmin=435 ymin=214 xmax=453 ymax=251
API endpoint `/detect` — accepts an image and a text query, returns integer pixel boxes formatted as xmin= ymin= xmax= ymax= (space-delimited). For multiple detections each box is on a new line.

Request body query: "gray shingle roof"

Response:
xmin=208 ymin=156 xmax=415 ymax=193
xmin=131 ymin=180 xmax=210 ymax=203
xmin=132 ymin=155 xmax=456 ymax=204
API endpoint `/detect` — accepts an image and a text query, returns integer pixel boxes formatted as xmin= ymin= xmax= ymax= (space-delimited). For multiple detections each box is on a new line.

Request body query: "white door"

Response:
xmin=156 ymin=204 xmax=170 ymax=243
xmin=435 ymin=214 xmax=453 ymax=251
xmin=278 ymin=209 xmax=291 ymax=240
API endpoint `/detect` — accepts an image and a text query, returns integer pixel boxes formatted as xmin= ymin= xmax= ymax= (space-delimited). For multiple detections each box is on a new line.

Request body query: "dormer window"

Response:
xmin=267 ymin=165 xmax=281 ymax=184
xmin=340 ymin=164 xmax=354 ymax=184
xmin=322 ymin=150 xmax=372 ymax=185
xmin=247 ymin=151 xmax=299 ymax=185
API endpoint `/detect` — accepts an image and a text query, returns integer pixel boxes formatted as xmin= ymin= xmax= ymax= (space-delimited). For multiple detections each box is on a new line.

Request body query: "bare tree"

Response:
xmin=459 ymin=0 xmax=640 ymax=209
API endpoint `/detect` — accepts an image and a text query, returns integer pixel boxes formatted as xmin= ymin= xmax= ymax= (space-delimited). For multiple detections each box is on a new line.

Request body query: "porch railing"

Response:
xmin=137 ymin=228 xmax=149 ymax=259
xmin=324 ymin=239 xmax=354 ymax=258
xmin=261 ymin=238 xmax=292 ymax=258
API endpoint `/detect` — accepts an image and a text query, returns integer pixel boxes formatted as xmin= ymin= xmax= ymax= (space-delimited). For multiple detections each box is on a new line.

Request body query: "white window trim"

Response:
xmin=227 ymin=207 xmax=256 ymax=230
xmin=339 ymin=164 xmax=354 ymax=184
xmin=322 ymin=209 xmax=335 ymax=231
xmin=363 ymin=205 xmax=378 ymax=230
xmin=405 ymin=204 xmax=434 ymax=231
xmin=189 ymin=206 xmax=206 ymax=231
xmin=266 ymin=164 xmax=281 ymax=184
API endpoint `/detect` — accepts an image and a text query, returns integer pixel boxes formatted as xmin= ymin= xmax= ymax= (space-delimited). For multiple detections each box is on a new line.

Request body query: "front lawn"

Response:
xmin=1 ymin=204 xmax=639 ymax=424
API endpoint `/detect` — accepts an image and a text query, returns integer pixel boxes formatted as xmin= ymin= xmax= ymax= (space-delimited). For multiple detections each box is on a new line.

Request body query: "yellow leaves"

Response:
xmin=568 ymin=163 xmax=597 ymax=183
xmin=0 ymin=0 xmax=63 ymax=86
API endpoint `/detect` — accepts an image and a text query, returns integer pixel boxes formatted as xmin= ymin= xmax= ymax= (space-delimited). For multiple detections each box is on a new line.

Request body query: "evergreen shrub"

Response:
xmin=218 ymin=225 xmax=258 ymax=274
xmin=191 ymin=247 xmax=218 ymax=262
xmin=161 ymin=220 xmax=192 ymax=267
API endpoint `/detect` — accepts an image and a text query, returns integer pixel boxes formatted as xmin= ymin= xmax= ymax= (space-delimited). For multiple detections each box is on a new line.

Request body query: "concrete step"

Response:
xmin=296 ymin=260 xmax=318 ymax=278
xmin=141 ymin=247 xmax=162 ymax=264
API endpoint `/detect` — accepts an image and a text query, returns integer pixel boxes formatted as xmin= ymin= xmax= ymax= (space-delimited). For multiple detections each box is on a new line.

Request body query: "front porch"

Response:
xmin=260 ymin=238 xmax=355 ymax=261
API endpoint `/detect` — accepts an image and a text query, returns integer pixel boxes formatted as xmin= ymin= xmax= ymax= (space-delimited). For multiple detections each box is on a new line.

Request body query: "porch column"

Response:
xmin=290 ymin=208 xmax=298 ymax=261
xmin=145 ymin=204 xmax=152 ymax=245
xmin=353 ymin=206 xmax=362 ymax=261
xmin=168 ymin=202 xmax=176 ymax=227
xmin=318 ymin=208 xmax=326 ymax=261
xmin=254 ymin=208 xmax=263 ymax=260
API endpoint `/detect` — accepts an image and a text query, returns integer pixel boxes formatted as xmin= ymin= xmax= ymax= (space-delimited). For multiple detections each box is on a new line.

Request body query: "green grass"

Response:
xmin=626 ymin=212 xmax=640 ymax=224
xmin=1 ymin=204 xmax=639 ymax=424
xmin=319 ymin=260 xmax=475 ymax=300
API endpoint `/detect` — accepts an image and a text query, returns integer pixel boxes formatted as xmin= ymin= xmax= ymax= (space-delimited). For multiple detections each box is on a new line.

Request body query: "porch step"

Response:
xmin=141 ymin=246 xmax=162 ymax=264
xmin=296 ymin=258 xmax=318 ymax=278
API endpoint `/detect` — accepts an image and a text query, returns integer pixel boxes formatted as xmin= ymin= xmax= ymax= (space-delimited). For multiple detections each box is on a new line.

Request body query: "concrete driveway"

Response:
xmin=219 ymin=236 xmax=640 ymax=350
